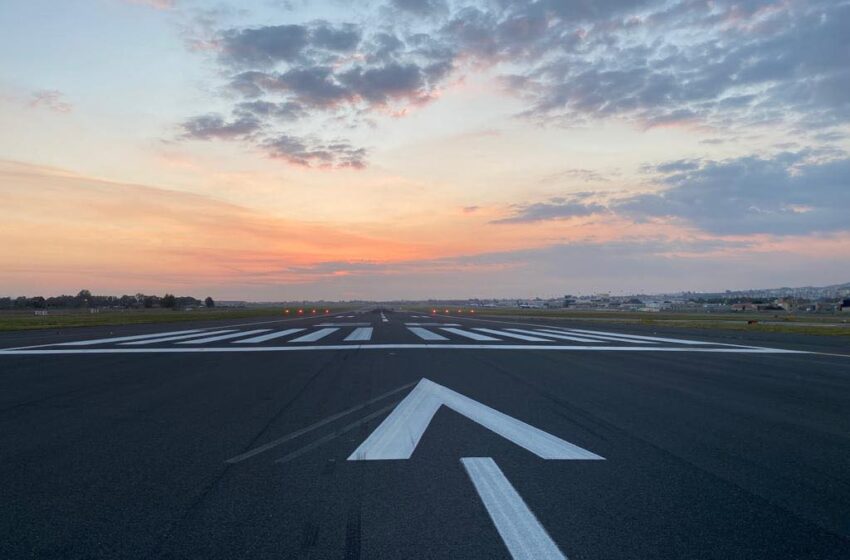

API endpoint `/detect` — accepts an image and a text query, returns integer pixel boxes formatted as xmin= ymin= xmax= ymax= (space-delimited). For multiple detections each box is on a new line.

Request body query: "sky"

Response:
xmin=1 ymin=0 xmax=848 ymax=300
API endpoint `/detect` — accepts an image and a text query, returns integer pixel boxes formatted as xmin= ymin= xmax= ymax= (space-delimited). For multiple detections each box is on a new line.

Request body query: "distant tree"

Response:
xmin=205 ymin=296 xmax=215 ymax=308
xmin=14 ymin=296 xmax=28 ymax=309
xmin=0 ymin=297 xmax=11 ymax=309
xmin=75 ymin=289 xmax=92 ymax=307
xmin=161 ymin=294 xmax=176 ymax=308
xmin=143 ymin=295 xmax=157 ymax=308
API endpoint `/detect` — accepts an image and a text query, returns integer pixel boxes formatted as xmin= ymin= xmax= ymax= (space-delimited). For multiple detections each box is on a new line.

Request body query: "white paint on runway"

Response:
xmin=233 ymin=328 xmax=305 ymax=344
xmin=122 ymin=329 xmax=237 ymax=345
xmin=348 ymin=378 xmax=603 ymax=461
xmin=288 ymin=327 xmax=339 ymax=342
xmin=405 ymin=323 xmax=462 ymax=327
xmin=55 ymin=329 xmax=204 ymax=346
xmin=177 ymin=329 xmax=271 ymax=344
xmin=440 ymin=327 xmax=500 ymax=341
xmin=563 ymin=328 xmax=713 ymax=345
xmin=506 ymin=329 xmax=603 ymax=343
xmin=535 ymin=329 xmax=655 ymax=344
xmin=462 ymin=457 xmax=567 ymax=560
xmin=344 ymin=327 xmax=373 ymax=342
xmin=0 ymin=345 xmax=805 ymax=355
xmin=408 ymin=327 xmax=448 ymax=341
xmin=473 ymin=328 xmax=552 ymax=342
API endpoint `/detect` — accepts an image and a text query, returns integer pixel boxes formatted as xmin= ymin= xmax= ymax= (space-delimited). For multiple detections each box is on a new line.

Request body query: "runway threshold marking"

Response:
xmin=462 ymin=457 xmax=566 ymax=560
xmin=0 ymin=345 xmax=806 ymax=355
xmin=507 ymin=329 xmax=604 ymax=343
xmin=53 ymin=329 xmax=205 ymax=346
xmin=233 ymin=328 xmax=305 ymax=344
xmin=440 ymin=327 xmax=500 ymax=341
xmin=407 ymin=327 xmax=448 ymax=341
xmin=122 ymin=329 xmax=237 ymax=345
xmin=176 ymin=329 xmax=270 ymax=344
xmin=225 ymin=381 xmax=417 ymax=464
xmin=344 ymin=327 xmax=373 ymax=342
xmin=559 ymin=328 xmax=714 ymax=345
xmin=473 ymin=328 xmax=552 ymax=342
xmin=288 ymin=327 xmax=338 ymax=343
xmin=535 ymin=328 xmax=654 ymax=344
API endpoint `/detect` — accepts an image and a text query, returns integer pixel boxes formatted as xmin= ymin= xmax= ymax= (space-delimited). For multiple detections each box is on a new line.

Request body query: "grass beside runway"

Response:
xmin=403 ymin=307 xmax=850 ymax=336
xmin=0 ymin=306 xmax=360 ymax=331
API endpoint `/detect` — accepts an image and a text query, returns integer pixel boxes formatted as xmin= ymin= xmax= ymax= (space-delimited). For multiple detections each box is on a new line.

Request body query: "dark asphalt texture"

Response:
xmin=1 ymin=310 xmax=849 ymax=559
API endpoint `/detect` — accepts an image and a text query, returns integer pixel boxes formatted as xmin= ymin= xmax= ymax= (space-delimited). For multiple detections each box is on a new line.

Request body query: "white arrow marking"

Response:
xmin=462 ymin=457 xmax=566 ymax=560
xmin=347 ymin=378 xmax=603 ymax=461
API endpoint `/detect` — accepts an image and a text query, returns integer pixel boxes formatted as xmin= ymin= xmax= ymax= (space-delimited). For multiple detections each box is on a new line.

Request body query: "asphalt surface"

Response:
xmin=1 ymin=310 xmax=849 ymax=559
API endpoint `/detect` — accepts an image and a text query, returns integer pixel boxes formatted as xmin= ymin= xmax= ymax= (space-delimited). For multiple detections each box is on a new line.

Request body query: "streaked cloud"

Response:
xmin=29 ymin=90 xmax=71 ymax=113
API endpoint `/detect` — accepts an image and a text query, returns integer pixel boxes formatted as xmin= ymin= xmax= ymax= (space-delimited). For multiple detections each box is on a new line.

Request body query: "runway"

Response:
xmin=1 ymin=309 xmax=848 ymax=558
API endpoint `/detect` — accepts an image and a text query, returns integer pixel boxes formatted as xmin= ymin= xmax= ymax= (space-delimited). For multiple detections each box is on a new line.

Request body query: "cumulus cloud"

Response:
xmin=181 ymin=113 xmax=262 ymax=140
xmin=263 ymin=134 xmax=367 ymax=169
xmin=497 ymin=151 xmax=850 ymax=235
xmin=178 ymin=0 xmax=850 ymax=169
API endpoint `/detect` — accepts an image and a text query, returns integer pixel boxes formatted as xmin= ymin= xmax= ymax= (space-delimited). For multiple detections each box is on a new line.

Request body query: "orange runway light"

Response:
xmin=298 ymin=309 xmax=304 ymax=314
xmin=324 ymin=309 xmax=329 ymax=314
xmin=284 ymin=309 xmax=290 ymax=314
xmin=311 ymin=309 xmax=317 ymax=314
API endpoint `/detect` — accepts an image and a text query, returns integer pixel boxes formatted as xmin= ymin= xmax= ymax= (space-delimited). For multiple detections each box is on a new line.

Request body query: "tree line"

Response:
xmin=0 ymin=290 xmax=215 ymax=310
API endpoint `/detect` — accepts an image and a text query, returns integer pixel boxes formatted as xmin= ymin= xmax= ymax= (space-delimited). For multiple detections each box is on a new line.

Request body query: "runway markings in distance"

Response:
xmin=407 ymin=327 xmax=449 ymax=341
xmin=176 ymin=329 xmax=271 ymax=345
xmin=560 ymin=327 xmax=714 ymax=345
xmin=380 ymin=312 xmax=389 ymax=323
xmin=405 ymin=323 xmax=462 ymax=327
xmin=506 ymin=328 xmax=604 ymax=343
xmin=472 ymin=328 xmax=552 ymax=342
xmin=288 ymin=327 xmax=339 ymax=343
xmin=534 ymin=328 xmax=654 ymax=344
xmin=344 ymin=327 xmax=373 ymax=342
xmin=318 ymin=323 xmax=372 ymax=327
xmin=462 ymin=457 xmax=566 ymax=560
xmin=54 ymin=329 xmax=205 ymax=346
xmin=440 ymin=327 xmax=500 ymax=342
xmin=233 ymin=328 xmax=305 ymax=344
xmin=122 ymin=329 xmax=237 ymax=346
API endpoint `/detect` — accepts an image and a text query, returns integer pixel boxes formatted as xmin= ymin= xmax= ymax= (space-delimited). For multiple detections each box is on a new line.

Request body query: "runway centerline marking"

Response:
xmin=462 ymin=457 xmax=566 ymax=560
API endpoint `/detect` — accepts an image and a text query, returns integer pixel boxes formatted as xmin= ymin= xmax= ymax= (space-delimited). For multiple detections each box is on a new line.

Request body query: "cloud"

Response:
xmin=620 ymin=151 xmax=850 ymax=235
xmin=493 ymin=195 xmax=608 ymax=224
xmin=389 ymin=0 xmax=448 ymax=17
xmin=219 ymin=24 xmax=310 ymax=67
xmin=29 ymin=90 xmax=72 ymax=113
xmin=497 ymin=151 xmax=850 ymax=235
xmin=263 ymin=134 xmax=367 ymax=168
xmin=181 ymin=113 xmax=262 ymax=140
xmin=125 ymin=0 xmax=176 ymax=9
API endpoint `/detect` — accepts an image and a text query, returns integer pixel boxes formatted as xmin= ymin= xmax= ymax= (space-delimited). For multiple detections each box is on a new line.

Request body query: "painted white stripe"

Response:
xmin=535 ymin=329 xmax=655 ymax=344
xmin=564 ymin=328 xmax=712 ymax=345
xmin=233 ymin=328 xmax=305 ymax=344
xmin=55 ymin=329 xmax=205 ymax=346
xmin=462 ymin=457 xmax=566 ymax=560
xmin=473 ymin=328 xmax=552 ymax=342
xmin=122 ymin=329 xmax=236 ymax=345
xmin=318 ymin=322 xmax=372 ymax=327
xmin=288 ymin=327 xmax=339 ymax=342
xmin=380 ymin=312 xmax=389 ymax=323
xmin=176 ymin=329 xmax=271 ymax=345
xmin=507 ymin=329 xmax=603 ymax=343
xmin=405 ymin=323 xmax=462 ymax=327
xmin=441 ymin=327 xmax=500 ymax=341
xmin=0 ymin=345 xmax=804 ymax=355
xmin=348 ymin=378 xmax=602 ymax=461
xmin=345 ymin=327 xmax=373 ymax=341
xmin=407 ymin=327 xmax=448 ymax=341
